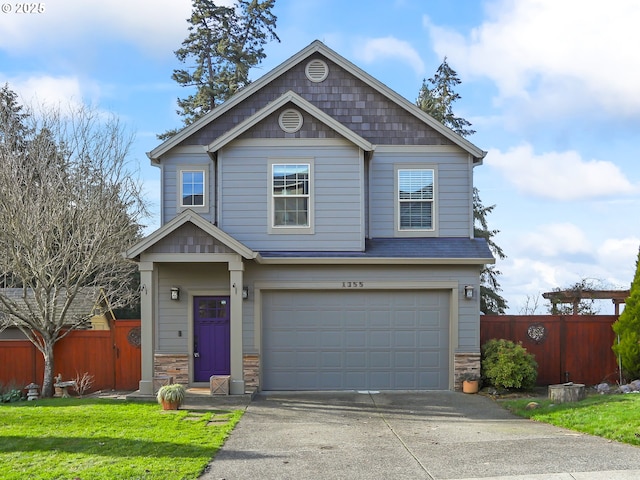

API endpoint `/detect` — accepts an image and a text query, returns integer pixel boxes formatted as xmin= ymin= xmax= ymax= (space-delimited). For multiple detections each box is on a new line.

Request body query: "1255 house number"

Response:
xmin=342 ymin=281 xmax=364 ymax=288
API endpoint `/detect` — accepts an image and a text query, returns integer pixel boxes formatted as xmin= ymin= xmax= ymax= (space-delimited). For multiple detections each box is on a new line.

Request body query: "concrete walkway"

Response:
xmin=200 ymin=391 xmax=640 ymax=480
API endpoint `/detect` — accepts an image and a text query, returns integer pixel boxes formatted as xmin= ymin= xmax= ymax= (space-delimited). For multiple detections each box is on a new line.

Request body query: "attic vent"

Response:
xmin=278 ymin=109 xmax=303 ymax=133
xmin=305 ymin=59 xmax=329 ymax=82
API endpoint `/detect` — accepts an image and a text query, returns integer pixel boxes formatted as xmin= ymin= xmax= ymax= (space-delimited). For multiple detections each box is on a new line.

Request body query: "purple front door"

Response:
xmin=193 ymin=296 xmax=230 ymax=382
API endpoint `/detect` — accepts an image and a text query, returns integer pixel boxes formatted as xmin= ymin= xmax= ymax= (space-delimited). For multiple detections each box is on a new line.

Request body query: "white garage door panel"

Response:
xmin=262 ymin=290 xmax=450 ymax=390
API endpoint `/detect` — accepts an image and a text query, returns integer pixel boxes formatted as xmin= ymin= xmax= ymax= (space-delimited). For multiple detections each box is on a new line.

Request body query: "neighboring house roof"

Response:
xmin=148 ymin=40 xmax=486 ymax=163
xmin=0 ymin=287 xmax=108 ymax=324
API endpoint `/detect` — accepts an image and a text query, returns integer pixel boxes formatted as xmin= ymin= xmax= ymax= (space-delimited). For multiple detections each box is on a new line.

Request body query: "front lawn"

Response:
xmin=0 ymin=398 xmax=242 ymax=480
xmin=501 ymin=393 xmax=640 ymax=446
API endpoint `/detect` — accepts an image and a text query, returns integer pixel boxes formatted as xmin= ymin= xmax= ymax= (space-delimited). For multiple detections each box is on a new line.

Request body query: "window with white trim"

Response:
xmin=181 ymin=170 xmax=205 ymax=207
xmin=398 ymin=168 xmax=434 ymax=230
xmin=272 ymin=163 xmax=310 ymax=228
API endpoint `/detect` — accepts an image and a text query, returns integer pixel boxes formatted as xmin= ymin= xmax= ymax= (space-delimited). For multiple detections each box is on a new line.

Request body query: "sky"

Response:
xmin=1 ymin=0 xmax=639 ymax=314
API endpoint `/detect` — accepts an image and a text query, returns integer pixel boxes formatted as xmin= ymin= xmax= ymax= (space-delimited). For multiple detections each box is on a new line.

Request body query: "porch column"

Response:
xmin=138 ymin=262 xmax=155 ymax=395
xmin=228 ymin=260 xmax=245 ymax=395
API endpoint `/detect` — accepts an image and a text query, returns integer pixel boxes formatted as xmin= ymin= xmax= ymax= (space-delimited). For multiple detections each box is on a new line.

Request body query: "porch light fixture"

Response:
xmin=242 ymin=286 xmax=249 ymax=300
xmin=170 ymin=287 xmax=180 ymax=301
xmin=464 ymin=285 xmax=474 ymax=299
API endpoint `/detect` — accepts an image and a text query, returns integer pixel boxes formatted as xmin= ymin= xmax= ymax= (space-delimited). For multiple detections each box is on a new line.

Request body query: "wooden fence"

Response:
xmin=0 ymin=319 xmax=141 ymax=393
xmin=481 ymin=315 xmax=620 ymax=386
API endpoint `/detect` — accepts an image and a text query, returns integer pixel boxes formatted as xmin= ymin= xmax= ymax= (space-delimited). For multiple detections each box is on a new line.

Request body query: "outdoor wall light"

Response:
xmin=242 ymin=286 xmax=249 ymax=300
xmin=464 ymin=285 xmax=474 ymax=299
xmin=170 ymin=287 xmax=180 ymax=301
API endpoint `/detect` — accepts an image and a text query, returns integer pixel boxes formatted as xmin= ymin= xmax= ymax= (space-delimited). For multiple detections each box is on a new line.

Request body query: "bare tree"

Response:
xmin=0 ymin=90 xmax=147 ymax=397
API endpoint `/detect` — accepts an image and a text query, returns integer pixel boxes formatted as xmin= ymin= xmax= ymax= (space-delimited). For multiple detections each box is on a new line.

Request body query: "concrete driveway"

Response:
xmin=200 ymin=391 xmax=640 ymax=480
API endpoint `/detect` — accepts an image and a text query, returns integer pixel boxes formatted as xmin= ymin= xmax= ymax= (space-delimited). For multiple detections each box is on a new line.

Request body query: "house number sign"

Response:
xmin=342 ymin=281 xmax=364 ymax=288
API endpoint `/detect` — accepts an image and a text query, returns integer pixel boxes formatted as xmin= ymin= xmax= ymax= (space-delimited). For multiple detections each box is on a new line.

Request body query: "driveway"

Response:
xmin=200 ymin=391 xmax=640 ymax=480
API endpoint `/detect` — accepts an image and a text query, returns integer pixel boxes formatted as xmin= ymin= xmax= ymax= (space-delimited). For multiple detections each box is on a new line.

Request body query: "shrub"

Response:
xmin=612 ymin=248 xmax=640 ymax=380
xmin=482 ymin=339 xmax=538 ymax=389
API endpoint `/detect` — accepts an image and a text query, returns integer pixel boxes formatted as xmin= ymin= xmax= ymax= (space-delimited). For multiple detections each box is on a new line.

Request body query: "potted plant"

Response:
xmin=156 ymin=383 xmax=186 ymax=410
xmin=461 ymin=373 xmax=480 ymax=394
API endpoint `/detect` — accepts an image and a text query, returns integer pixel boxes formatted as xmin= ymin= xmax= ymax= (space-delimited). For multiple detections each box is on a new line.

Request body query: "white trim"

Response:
xmin=178 ymin=167 xmax=207 ymax=213
xmin=268 ymin=158 xmax=315 ymax=235
xmin=394 ymin=164 xmax=439 ymax=237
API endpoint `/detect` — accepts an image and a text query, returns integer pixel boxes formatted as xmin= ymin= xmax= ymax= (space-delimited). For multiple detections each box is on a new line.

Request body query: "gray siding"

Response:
xmin=160 ymin=152 xmax=215 ymax=226
xmin=369 ymin=150 xmax=472 ymax=238
xmin=219 ymin=141 xmax=364 ymax=251
xmin=156 ymin=263 xmax=230 ymax=352
xmin=243 ymin=263 xmax=482 ymax=354
xmin=153 ymin=260 xmax=480 ymax=368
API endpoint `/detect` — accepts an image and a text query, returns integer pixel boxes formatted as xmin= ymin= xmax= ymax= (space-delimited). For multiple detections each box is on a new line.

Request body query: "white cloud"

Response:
xmin=486 ymin=144 xmax=637 ymax=200
xmin=8 ymin=75 xmax=99 ymax=107
xmin=424 ymin=0 xmax=640 ymax=117
xmin=354 ymin=36 xmax=425 ymax=76
xmin=501 ymin=234 xmax=638 ymax=313
xmin=517 ymin=223 xmax=591 ymax=258
xmin=0 ymin=0 xmax=193 ymax=56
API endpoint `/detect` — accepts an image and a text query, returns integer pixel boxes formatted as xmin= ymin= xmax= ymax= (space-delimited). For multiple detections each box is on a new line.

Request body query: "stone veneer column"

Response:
xmin=454 ymin=352 xmax=481 ymax=391
xmin=243 ymin=354 xmax=260 ymax=393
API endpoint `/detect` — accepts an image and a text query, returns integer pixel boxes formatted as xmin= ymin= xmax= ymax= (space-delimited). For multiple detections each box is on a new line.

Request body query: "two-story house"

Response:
xmin=127 ymin=41 xmax=494 ymax=395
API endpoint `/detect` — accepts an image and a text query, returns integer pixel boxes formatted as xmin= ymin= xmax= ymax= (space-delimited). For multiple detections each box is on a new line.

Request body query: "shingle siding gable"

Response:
xmin=179 ymin=53 xmax=454 ymax=147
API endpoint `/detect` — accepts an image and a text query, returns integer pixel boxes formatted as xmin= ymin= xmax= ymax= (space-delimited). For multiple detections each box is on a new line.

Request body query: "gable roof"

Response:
xmin=206 ymin=90 xmax=374 ymax=153
xmin=126 ymin=209 xmax=258 ymax=261
xmin=148 ymin=40 xmax=486 ymax=162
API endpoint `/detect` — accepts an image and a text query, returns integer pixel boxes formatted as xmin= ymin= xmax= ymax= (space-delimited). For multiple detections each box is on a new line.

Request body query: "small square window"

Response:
xmin=181 ymin=170 xmax=205 ymax=207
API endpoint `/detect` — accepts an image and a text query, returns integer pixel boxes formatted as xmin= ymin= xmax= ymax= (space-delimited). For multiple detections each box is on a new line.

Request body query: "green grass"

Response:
xmin=501 ymin=393 xmax=640 ymax=446
xmin=0 ymin=398 xmax=243 ymax=480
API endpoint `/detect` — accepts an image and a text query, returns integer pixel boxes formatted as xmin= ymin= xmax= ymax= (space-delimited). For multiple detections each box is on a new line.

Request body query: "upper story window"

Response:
xmin=398 ymin=168 xmax=435 ymax=231
xmin=181 ymin=170 xmax=205 ymax=207
xmin=272 ymin=163 xmax=310 ymax=229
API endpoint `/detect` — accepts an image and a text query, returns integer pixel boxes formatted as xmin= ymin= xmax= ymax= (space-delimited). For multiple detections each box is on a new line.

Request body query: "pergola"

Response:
xmin=542 ymin=289 xmax=630 ymax=316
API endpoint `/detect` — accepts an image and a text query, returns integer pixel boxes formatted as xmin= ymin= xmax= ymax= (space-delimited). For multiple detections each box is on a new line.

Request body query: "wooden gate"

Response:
xmin=113 ymin=320 xmax=141 ymax=391
xmin=481 ymin=315 xmax=620 ymax=386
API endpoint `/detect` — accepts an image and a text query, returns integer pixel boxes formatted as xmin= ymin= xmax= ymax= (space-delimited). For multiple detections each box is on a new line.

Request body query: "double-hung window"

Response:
xmin=398 ymin=168 xmax=435 ymax=232
xmin=181 ymin=170 xmax=205 ymax=207
xmin=272 ymin=163 xmax=310 ymax=229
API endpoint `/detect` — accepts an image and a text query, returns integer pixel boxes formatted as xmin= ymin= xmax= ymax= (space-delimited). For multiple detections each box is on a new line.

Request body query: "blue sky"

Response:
xmin=1 ymin=0 xmax=639 ymax=313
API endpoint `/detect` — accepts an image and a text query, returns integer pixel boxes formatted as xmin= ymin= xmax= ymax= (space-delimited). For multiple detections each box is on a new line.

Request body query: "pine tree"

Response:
xmin=417 ymin=57 xmax=475 ymax=137
xmin=612 ymin=248 xmax=640 ymax=379
xmin=417 ymin=58 xmax=507 ymax=314
xmin=159 ymin=0 xmax=279 ymax=139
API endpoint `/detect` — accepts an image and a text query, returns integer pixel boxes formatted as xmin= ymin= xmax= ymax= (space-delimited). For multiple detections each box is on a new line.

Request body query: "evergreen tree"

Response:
xmin=612 ymin=248 xmax=640 ymax=379
xmin=160 ymin=0 xmax=279 ymax=139
xmin=417 ymin=57 xmax=475 ymax=137
xmin=417 ymin=57 xmax=507 ymax=313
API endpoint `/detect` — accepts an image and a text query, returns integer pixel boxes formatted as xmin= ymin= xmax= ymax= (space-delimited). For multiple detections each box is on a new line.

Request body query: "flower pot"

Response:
xmin=462 ymin=380 xmax=479 ymax=394
xmin=161 ymin=400 xmax=180 ymax=410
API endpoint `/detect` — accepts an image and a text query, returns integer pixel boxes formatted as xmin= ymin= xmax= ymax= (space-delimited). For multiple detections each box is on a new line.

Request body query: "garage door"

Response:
xmin=262 ymin=290 xmax=450 ymax=390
